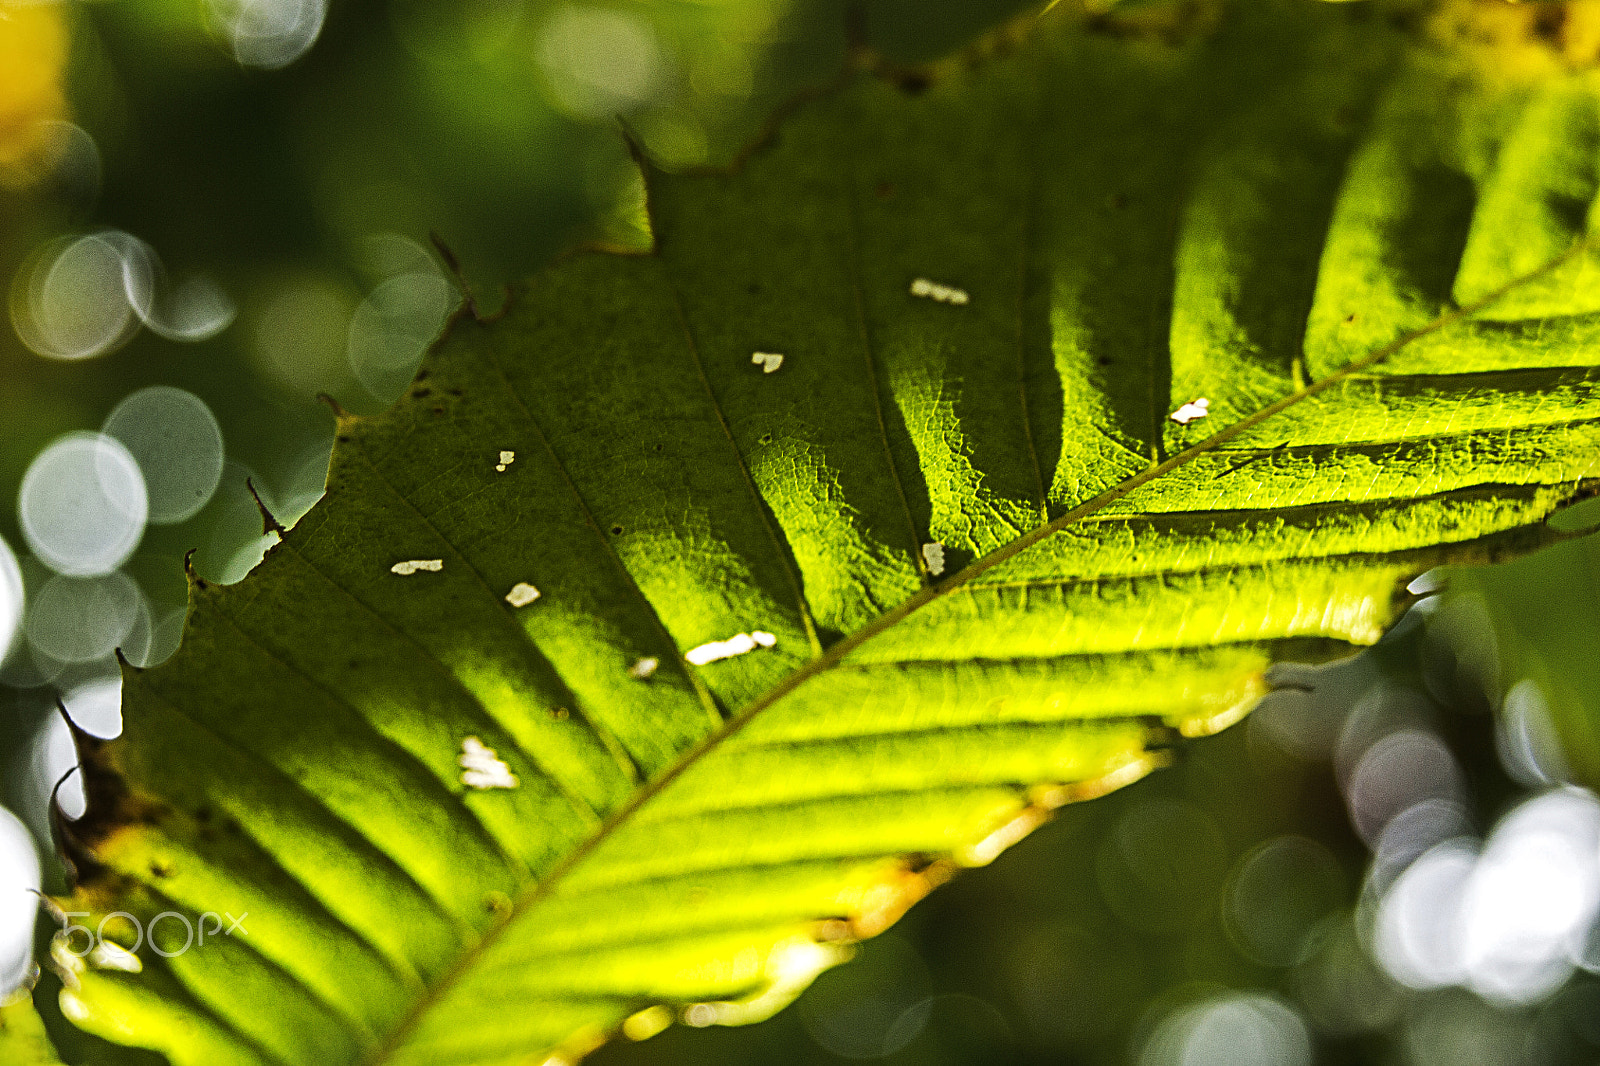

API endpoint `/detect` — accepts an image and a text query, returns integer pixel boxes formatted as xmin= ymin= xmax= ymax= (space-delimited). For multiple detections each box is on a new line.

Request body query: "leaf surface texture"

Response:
xmin=59 ymin=3 xmax=1600 ymax=1063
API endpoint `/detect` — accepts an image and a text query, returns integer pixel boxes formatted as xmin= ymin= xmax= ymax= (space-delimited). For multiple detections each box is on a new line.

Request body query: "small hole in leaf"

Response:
xmin=1345 ymin=313 xmax=1357 ymax=323
xmin=759 ymin=433 xmax=773 ymax=445
xmin=654 ymin=443 xmax=664 ymax=452
xmin=611 ymin=525 xmax=624 ymax=535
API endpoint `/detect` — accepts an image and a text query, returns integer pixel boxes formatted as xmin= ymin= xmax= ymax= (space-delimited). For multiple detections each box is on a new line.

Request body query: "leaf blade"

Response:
xmin=57 ymin=5 xmax=1600 ymax=1065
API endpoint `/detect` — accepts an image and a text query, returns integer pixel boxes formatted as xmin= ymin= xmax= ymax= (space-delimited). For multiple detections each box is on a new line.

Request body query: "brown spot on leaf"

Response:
xmin=56 ymin=737 xmax=171 ymax=889
xmin=896 ymin=72 xmax=931 ymax=95
xmin=1535 ymin=4 xmax=1568 ymax=45
xmin=847 ymin=858 xmax=954 ymax=939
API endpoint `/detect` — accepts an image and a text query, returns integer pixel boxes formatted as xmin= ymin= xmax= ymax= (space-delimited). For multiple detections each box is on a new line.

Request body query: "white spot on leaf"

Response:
xmin=505 ymin=582 xmax=541 ymax=607
xmin=751 ymin=352 xmax=784 ymax=373
xmin=685 ymin=631 xmax=777 ymax=665
xmin=629 ymin=657 xmax=659 ymax=679
xmin=910 ymin=277 xmax=969 ymax=305
xmin=88 ymin=940 xmax=142 ymax=973
xmin=495 ymin=449 xmax=515 ymax=473
xmin=390 ymin=559 xmax=443 ymax=575
xmin=1170 ymin=397 xmax=1210 ymax=425
xmin=459 ymin=736 xmax=519 ymax=790
xmin=59 ymin=990 xmax=90 ymax=1021
xmin=922 ymin=541 xmax=946 ymax=577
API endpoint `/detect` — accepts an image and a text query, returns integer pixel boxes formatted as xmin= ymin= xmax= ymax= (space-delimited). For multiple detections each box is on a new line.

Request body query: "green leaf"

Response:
xmin=1 ymin=997 xmax=65 ymax=1065
xmin=53 ymin=2 xmax=1600 ymax=1064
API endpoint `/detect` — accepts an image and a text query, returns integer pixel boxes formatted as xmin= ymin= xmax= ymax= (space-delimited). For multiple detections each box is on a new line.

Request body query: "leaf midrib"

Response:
xmin=361 ymin=237 xmax=1587 ymax=1066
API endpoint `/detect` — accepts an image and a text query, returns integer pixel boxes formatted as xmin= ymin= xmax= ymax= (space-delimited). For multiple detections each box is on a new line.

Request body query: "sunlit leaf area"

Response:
xmin=5 ymin=0 xmax=1600 ymax=1064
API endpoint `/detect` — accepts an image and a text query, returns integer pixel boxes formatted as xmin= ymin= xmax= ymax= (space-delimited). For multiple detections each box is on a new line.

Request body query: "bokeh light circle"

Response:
xmin=348 ymin=272 xmax=454 ymax=400
xmin=206 ymin=0 xmax=328 ymax=69
xmin=1369 ymin=798 xmax=1472 ymax=896
xmin=11 ymin=232 xmax=141 ymax=361
xmin=143 ymin=608 xmax=186 ymax=668
xmin=1139 ymin=993 xmax=1311 ymax=1066
xmin=35 ymin=711 xmax=86 ymax=821
xmin=535 ymin=6 xmax=663 ymax=118
xmin=1097 ymin=800 xmax=1227 ymax=934
xmin=145 ymin=273 xmax=236 ymax=341
xmin=1497 ymin=679 xmax=1571 ymax=788
xmin=0 ymin=807 xmax=40 ymax=997
xmin=19 ymin=431 xmax=147 ymax=576
xmin=1224 ymin=835 xmax=1343 ymax=968
xmin=24 ymin=571 xmax=143 ymax=663
xmin=1345 ymin=729 xmax=1461 ymax=844
xmin=252 ymin=273 xmax=360 ymax=399
xmin=0 ymin=534 xmax=22 ymax=663
xmin=1460 ymin=788 xmax=1600 ymax=1005
xmin=1293 ymin=915 xmax=1403 ymax=1037
xmin=103 ymin=386 xmax=226 ymax=524
xmin=1374 ymin=839 xmax=1477 ymax=990
xmin=11 ymin=120 xmax=102 ymax=204
xmin=62 ymin=675 xmax=124 ymax=740
xmin=0 ymin=559 xmax=60 ymax=689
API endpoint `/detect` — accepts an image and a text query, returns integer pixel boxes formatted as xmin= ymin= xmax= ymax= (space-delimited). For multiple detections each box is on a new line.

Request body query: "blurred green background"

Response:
xmin=4 ymin=1 xmax=1600 ymax=1064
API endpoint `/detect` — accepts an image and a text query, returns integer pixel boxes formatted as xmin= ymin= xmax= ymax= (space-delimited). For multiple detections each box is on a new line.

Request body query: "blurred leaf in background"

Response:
xmin=0 ymin=1 xmax=69 ymax=185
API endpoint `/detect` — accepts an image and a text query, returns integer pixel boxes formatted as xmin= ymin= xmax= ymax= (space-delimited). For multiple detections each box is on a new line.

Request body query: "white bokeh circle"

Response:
xmin=18 ymin=432 xmax=148 ymax=576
